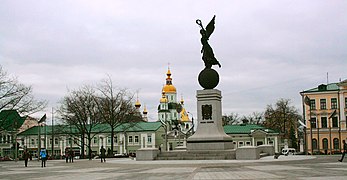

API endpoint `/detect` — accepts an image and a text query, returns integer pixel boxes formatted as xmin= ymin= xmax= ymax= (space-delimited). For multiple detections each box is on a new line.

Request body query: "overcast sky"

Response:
xmin=1 ymin=0 xmax=347 ymax=124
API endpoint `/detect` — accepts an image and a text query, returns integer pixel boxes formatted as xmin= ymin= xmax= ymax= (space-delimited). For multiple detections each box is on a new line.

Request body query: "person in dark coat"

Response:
xmin=65 ymin=149 xmax=69 ymax=163
xmin=23 ymin=149 xmax=29 ymax=167
xmin=69 ymin=149 xmax=74 ymax=163
xmin=100 ymin=146 xmax=106 ymax=163
xmin=339 ymin=140 xmax=347 ymax=162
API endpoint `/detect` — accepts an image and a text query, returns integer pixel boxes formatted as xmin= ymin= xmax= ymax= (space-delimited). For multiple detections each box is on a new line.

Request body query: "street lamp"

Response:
xmin=37 ymin=114 xmax=46 ymax=160
xmin=187 ymin=112 xmax=194 ymax=134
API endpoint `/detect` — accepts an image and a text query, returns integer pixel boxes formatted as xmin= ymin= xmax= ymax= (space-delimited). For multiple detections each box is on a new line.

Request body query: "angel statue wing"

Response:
xmin=205 ymin=15 xmax=216 ymax=38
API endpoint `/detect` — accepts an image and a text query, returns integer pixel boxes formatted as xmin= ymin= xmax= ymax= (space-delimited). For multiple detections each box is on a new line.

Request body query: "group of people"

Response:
xmin=22 ymin=141 xmax=347 ymax=166
xmin=65 ymin=148 xmax=75 ymax=163
xmin=22 ymin=148 xmax=47 ymax=167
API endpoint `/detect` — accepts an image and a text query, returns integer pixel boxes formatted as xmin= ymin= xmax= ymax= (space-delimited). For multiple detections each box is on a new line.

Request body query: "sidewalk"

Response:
xmin=0 ymin=155 xmax=346 ymax=180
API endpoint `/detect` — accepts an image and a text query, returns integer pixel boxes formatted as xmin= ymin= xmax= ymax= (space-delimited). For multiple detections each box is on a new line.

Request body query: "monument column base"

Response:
xmin=187 ymin=139 xmax=233 ymax=150
xmin=187 ymin=89 xmax=233 ymax=151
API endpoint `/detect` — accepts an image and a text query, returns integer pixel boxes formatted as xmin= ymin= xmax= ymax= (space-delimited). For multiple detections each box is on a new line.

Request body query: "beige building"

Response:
xmin=300 ymin=80 xmax=347 ymax=154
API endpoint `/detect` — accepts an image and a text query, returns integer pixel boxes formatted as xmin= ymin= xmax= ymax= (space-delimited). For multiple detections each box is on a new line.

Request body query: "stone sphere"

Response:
xmin=198 ymin=68 xmax=219 ymax=89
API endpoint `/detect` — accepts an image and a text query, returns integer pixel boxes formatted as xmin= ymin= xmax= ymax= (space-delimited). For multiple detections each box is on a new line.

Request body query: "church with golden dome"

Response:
xmin=158 ymin=67 xmax=193 ymax=150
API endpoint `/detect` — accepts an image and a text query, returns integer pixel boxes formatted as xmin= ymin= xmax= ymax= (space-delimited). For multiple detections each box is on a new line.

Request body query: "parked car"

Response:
xmin=281 ymin=148 xmax=296 ymax=156
xmin=114 ymin=153 xmax=129 ymax=158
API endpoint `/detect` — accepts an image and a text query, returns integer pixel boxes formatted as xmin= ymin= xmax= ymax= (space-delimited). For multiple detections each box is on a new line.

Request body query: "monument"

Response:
xmin=187 ymin=15 xmax=234 ymax=150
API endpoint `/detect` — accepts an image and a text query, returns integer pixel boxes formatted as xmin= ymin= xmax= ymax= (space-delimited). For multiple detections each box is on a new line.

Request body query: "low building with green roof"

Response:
xmin=224 ymin=124 xmax=281 ymax=153
xmin=17 ymin=121 xmax=165 ymax=158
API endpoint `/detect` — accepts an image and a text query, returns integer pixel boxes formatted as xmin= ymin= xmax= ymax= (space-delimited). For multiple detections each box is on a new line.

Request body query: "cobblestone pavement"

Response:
xmin=0 ymin=155 xmax=347 ymax=179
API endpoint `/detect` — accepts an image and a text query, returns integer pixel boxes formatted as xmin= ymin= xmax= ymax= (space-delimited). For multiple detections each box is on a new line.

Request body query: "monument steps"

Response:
xmin=155 ymin=150 xmax=236 ymax=160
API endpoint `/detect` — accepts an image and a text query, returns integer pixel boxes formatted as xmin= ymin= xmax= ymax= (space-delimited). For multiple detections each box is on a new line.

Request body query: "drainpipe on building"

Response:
xmin=338 ymin=90 xmax=342 ymax=152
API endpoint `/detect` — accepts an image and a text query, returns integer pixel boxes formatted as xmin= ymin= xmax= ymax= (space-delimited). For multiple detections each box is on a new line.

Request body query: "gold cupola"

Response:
xmin=162 ymin=68 xmax=176 ymax=93
xmin=160 ymin=91 xmax=168 ymax=103
xmin=143 ymin=105 xmax=148 ymax=115
xmin=135 ymin=97 xmax=141 ymax=109
xmin=180 ymin=96 xmax=190 ymax=122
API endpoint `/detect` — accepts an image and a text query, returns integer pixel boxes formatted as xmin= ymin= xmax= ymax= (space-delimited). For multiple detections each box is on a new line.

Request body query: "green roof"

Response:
xmin=18 ymin=121 xmax=163 ymax=136
xmin=223 ymin=124 xmax=277 ymax=134
xmin=301 ymin=83 xmax=339 ymax=93
xmin=0 ymin=110 xmax=27 ymax=131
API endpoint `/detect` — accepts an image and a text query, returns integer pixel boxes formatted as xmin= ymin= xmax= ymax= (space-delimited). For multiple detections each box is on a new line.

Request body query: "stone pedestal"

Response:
xmin=136 ymin=148 xmax=159 ymax=161
xmin=187 ymin=89 xmax=233 ymax=150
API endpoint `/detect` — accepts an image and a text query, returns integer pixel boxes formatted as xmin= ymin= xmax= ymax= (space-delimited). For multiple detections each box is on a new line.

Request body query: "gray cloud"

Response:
xmin=1 ymin=0 xmax=347 ymax=122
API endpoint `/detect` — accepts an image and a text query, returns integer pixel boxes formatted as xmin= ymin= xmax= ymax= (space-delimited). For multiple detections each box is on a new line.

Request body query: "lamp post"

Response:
xmin=51 ymin=107 xmax=54 ymax=159
xmin=38 ymin=114 xmax=46 ymax=160
xmin=187 ymin=112 xmax=194 ymax=134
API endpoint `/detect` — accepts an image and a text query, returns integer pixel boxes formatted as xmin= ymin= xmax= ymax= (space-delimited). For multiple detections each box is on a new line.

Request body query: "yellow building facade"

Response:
xmin=300 ymin=80 xmax=347 ymax=154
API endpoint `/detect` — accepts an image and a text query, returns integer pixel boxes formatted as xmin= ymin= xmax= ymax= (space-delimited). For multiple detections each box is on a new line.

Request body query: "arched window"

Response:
xmin=312 ymin=139 xmax=317 ymax=150
xmin=333 ymin=138 xmax=339 ymax=150
xmin=322 ymin=138 xmax=328 ymax=150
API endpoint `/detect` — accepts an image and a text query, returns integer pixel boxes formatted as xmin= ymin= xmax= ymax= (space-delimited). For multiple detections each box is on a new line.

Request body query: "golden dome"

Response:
xmin=162 ymin=85 xmax=176 ymax=93
xmin=143 ymin=105 xmax=148 ymax=114
xmin=135 ymin=99 xmax=141 ymax=108
xmin=162 ymin=67 xmax=176 ymax=93
xmin=180 ymin=108 xmax=190 ymax=122
xmin=160 ymin=91 xmax=168 ymax=103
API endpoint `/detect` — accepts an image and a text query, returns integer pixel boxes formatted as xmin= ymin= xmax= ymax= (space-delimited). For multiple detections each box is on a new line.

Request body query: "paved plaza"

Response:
xmin=1 ymin=155 xmax=347 ymax=179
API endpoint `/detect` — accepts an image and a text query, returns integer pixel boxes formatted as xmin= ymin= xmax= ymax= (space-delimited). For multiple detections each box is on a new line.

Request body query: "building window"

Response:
xmin=320 ymin=99 xmax=326 ymax=110
xmin=310 ymin=99 xmax=316 ymax=110
xmin=107 ymin=137 xmax=111 ymax=144
xmin=55 ymin=138 xmax=58 ymax=145
xmin=345 ymin=98 xmax=347 ymax=108
xmin=333 ymin=138 xmax=339 ymax=150
xmin=147 ymin=135 xmax=152 ymax=143
xmin=310 ymin=117 xmax=317 ymax=128
xmin=332 ymin=117 xmax=338 ymax=127
xmin=321 ymin=117 xmax=327 ymax=128
xmin=331 ymin=98 xmax=337 ymax=109
xmin=134 ymin=136 xmax=139 ymax=143
xmin=322 ymin=138 xmax=328 ymax=150
xmin=93 ymin=137 xmax=98 ymax=144
xmin=256 ymin=141 xmax=263 ymax=146
xmin=312 ymin=139 xmax=317 ymax=150
xmin=128 ymin=136 xmax=133 ymax=143
xmin=49 ymin=138 xmax=52 ymax=145
xmin=31 ymin=139 xmax=35 ymax=145
xmin=246 ymin=141 xmax=251 ymax=146
xmin=238 ymin=141 xmax=244 ymax=147
xmin=114 ymin=136 xmax=118 ymax=144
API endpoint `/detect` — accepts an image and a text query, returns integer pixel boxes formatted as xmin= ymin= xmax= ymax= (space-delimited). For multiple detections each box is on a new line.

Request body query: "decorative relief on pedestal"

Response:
xmin=202 ymin=104 xmax=212 ymax=120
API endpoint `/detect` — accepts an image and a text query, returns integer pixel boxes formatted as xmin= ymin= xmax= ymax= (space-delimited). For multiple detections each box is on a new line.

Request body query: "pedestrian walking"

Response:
xmin=69 ymin=149 xmax=74 ymax=163
xmin=100 ymin=146 xmax=106 ymax=163
xmin=65 ymin=148 xmax=69 ymax=163
xmin=23 ymin=149 xmax=29 ymax=167
xmin=40 ymin=149 xmax=47 ymax=167
xmin=338 ymin=140 xmax=347 ymax=162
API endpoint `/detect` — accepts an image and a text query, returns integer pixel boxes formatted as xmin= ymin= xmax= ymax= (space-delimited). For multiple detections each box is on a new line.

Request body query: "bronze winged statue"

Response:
xmin=196 ymin=15 xmax=221 ymax=69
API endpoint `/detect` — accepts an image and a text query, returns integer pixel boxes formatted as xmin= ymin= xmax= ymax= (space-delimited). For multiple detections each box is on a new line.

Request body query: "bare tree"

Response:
xmin=222 ymin=113 xmax=241 ymax=125
xmin=95 ymin=77 xmax=143 ymax=155
xmin=0 ymin=66 xmax=47 ymax=132
xmin=59 ymin=86 xmax=106 ymax=159
xmin=246 ymin=112 xmax=265 ymax=125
